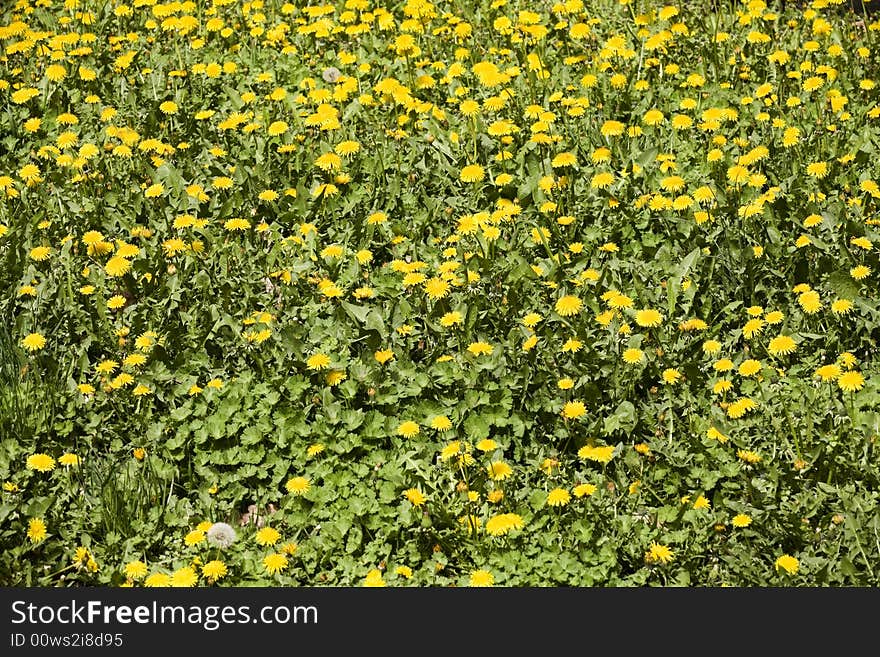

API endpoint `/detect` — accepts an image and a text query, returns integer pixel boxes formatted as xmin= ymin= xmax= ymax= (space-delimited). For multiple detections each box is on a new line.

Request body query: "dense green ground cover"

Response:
xmin=1 ymin=0 xmax=879 ymax=586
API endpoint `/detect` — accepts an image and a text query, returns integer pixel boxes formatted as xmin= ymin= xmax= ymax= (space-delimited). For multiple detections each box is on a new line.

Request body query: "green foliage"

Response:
xmin=1 ymin=0 xmax=879 ymax=587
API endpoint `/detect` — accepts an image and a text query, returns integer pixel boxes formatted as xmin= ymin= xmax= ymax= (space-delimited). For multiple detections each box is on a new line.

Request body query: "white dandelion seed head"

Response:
xmin=206 ymin=522 xmax=237 ymax=548
xmin=322 ymin=67 xmax=341 ymax=83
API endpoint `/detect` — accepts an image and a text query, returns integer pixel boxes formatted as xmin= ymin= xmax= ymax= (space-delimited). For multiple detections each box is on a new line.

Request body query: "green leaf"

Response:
xmin=341 ymin=302 xmax=370 ymax=324
xmin=667 ymin=247 xmax=700 ymax=317
xmin=603 ymin=400 xmax=637 ymax=435
xmin=169 ymin=405 xmax=191 ymax=422
xmin=827 ymin=270 xmax=861 ymax=300
xmin=463 ymin=414 xmax=490 ymax=440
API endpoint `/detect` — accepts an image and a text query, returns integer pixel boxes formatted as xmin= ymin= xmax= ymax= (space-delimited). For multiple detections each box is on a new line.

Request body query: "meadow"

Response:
xmin=1 ymin=0 xmax=879 ymax=586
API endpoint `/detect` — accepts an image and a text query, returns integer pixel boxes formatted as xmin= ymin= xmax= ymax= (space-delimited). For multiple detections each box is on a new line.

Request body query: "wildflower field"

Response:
xmin=1 ymin=0 xmax=880 ymax=588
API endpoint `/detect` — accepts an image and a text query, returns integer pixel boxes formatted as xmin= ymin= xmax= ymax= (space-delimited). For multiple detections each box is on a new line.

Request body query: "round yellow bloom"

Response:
xmin=58 ymin=453 xmax=79 ymax=467
xmin=850 ymin=265 xmax=871 ymax=280
xmin=26 ymin=453 xmax=55 ymax=472
xmin=562 ymin=400 xmax=586 ymax=420
xmin=767 ymin=335 xmax=796 ymax=356
xmin=469 ymin=569 xmax=494 ymax=587
xmin=306 ymin=353 xmax=331 ymax=370
xmin=107 ymin=295 xmax=127 ymax=310
xmin=268 ymin=120 xmax=289 ymax=136
xmin=21 ymin=332 xmax=46 ymax=352
xmin=27 ymin=518 xmax=47 ymax=544
xmin=732 ymin=514 xmax=752 ymax=528
xmin=622 ymin=348 xmax=644 ymax=364
xmin=547 ymin=488 xmax=571 ymax=507
xmin=487 ymin=461 xmax=512 ymax=480
xmin=798 ymin=290 xmax=822 ymax=314
xmin=578 ymin=444 xmax=616 ymax=463
xmin=440 ymin=311 xmax=463 ymax=327
xmin=601 ymin=120 xmax=625 ymax=137
xmin=425 ymin=277 xmax=450 ymax=299
xmin=702 ymin=340 xmax=721 ymax=354
xmin=551 ymin=152 xmax=577 ymax=168
xmin=202 ymin=560 xmax=227 ymax=581
xmin=12 ymin=87 xmax=40 ymax=104
xmin=555 ymin=295 xmax=582 ymax=316
xmin=224 ymin=218 xmax=250 ymax=231
xmin=29 ymin=246 xmax=50 ymax=261
xmin=485 ymin=513 xmax=524 ymax=536
xmin=476 ymin=438 xmax=497 ymax=451
xmin=645 ymin=542 xmax=674 ymax=564
xmin=374 ymin=349 xmax=394 ymax=364
xmin=363 ymin=568 xmax=386 ymax=587
xmin=635 ymin=308 xmax=663 ymax=328
xmin=255 ymin=527 xmax=282 ymax=546
xmin=467 ymin=341 xmax=493 ymax=356
xmin=814 ymin=364 xmax=841 ymax=381
xmin=170 ymin=566 xmax=198 ymax=587
xmin=662 ymin=368 xmax=682 ymax=385
xmin=591 ymin=171 xmax=615 ymax=189
xmin=105 ymin=256 xmax=132 ymax=277
xmin=837 ymin=370 xmax=865 ymax=392
xmin=775 ymin=554 xmax=799 ymax=575
xmin=642 ymin=109 xmax=665 ymax=125
xmin=831 ymin=299 xmax=853 ymax=315
xmin=737 ymin=449 xmax=761 ymax=464
xmin=398 ymin=420 xmax=420 ymax=438
xmin=460 ymin=164 xmax=485 ymax=182
xmin=285 ymin=476 xmax=311 ymax=495
xmin=144 ymin=572 xmax=171 ymax=587
xmin=263 ymin=553 xmax=288 ymax=575
xmin=404 ymin=488 xmax=426 ymax=507
xmin=124 ymin=560 xmax=148 ymax=580
xmin=573 ymin=483 xmax=597 ymax=498
xmin=428 ymin=415 xmax=452 ymax=431
xmin=738 ymin=359 xmax=762 ymax=377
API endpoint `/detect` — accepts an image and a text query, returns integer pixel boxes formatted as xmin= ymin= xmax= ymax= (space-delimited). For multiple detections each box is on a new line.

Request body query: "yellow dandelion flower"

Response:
xmin=622 ymin=348 xmax=644 ymax=364
xmin=26 ymin=454 xmax=55 ymax=472
xmin=578 ymin=444 xmax=616 ymax=464
xmin=404 ymin=488 xmax=426 ymax=507
xmin=286 ymin=476 xmax=311 ymax=495
xmin=306 ymin=353 xmax=331 ymax=370
xmin=768 ymin=335 xmax=797 ymax=356
xmin=124 ymin=561 xmax=148 ymax=580
xmin=255 ymin=527 xmax=281 ymax=546
xmin=775 ymin=554 xmax=799 ymax=575
xmin=469 ymin=569 xmax=494 ymax=587
xmin=555 ymin=295 xmax=582 ymax=316
xmin=460 ymin=164 xmax=485 ymax=183
xmin=645 ymin=542 xmax=674 ymax=564
xmin=485 ymin=513 xmax=524 ymax=536
xmin=398 ymin=421 xmax=420 ymax=438
xmin=263 ymin=553 xmax=288 ymax=575
xmin=562 ymin=400 xmax=586 ymax=420
xmin=837 ymin=370 xmax=865 ymax=392
xmin=798 ymin=290 xmax=822 ymax=314
xmin=573 ymin=483 xmax=597 ymax=498
xmin=27 ymin=518 xmax=47 ymax=544
xmin=487 ymin=461 xmax=512 ymax=481
xmin=547 ymin=488 xmax=571 ymax=507
xmin=635 ymin=308 xmax=663 ymax=328
xmin=732 ymin=514 xmax=752 ymax=528
xmin=21 ymin=332 xmax=46 ymax=352
xmin=363 ymin=568 xmax=386 ymax=587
